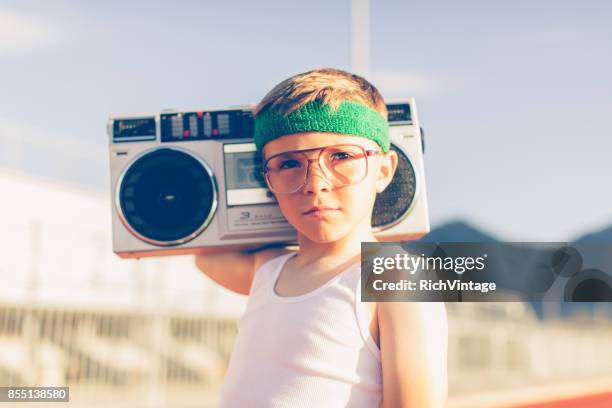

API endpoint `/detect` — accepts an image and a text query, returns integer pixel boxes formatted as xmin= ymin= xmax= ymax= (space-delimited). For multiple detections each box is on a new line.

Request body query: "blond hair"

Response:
xmin=254 ymin=68 xmax=387 ymax=119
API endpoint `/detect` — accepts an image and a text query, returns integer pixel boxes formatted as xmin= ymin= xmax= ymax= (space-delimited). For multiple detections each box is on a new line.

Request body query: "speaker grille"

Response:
xmin=118 ymin=148 xmax=216 ymax=245
xmin=372 ymin=144 xmax=417 ymax=229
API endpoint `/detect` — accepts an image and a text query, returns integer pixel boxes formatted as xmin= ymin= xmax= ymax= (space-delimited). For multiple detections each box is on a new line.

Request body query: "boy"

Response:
xmin=195 ymin=68 xmax=448 ymax=407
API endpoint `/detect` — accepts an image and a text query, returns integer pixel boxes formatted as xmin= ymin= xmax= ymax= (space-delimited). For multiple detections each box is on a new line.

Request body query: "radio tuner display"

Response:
xmin=160 ymin=110 xmax=255 ymax=142
xmin=112 ymin=117 xmax=156 ymax=142
xmin=387 ymin=103 xmax=412 ymax=124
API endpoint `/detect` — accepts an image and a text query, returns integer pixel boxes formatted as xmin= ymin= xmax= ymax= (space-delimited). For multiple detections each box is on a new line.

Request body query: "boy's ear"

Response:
xmin=376 ymin=150 xmax=398 ymax=193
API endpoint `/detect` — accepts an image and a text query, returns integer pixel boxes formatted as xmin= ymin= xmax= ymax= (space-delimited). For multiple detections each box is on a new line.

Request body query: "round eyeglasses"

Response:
xmin=261 ymin=144 xmax=383 ymax=194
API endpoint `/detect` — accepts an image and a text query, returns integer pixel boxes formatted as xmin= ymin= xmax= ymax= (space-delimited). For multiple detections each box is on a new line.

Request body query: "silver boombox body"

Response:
xmin=108 ymin=99 xmax=430 ymax=259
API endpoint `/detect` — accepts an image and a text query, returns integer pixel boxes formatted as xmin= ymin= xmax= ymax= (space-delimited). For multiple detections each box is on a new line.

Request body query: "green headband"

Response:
xmin=254 ymin=100 xmax=390 ymax=157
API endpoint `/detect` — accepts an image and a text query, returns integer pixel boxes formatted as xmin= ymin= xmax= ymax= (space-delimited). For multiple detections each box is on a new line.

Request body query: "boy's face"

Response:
xmin=262 ymin=132 xmax=398 ymax=243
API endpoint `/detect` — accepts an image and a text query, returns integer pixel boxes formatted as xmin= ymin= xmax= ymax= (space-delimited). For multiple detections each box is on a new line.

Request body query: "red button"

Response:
xmin=183 ymin=130 xmax=190 ymax=137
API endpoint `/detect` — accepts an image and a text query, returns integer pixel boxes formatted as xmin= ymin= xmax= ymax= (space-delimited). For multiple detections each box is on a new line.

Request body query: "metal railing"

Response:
xmin=0 ymin=303 xmax=235 ymax=407
xmin=2 ymin=302 xmax=612 ymax=407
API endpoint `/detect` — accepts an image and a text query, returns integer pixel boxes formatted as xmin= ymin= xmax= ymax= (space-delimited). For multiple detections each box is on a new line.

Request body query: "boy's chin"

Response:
xmin=298 ymin=225 xmax=353 ymax=243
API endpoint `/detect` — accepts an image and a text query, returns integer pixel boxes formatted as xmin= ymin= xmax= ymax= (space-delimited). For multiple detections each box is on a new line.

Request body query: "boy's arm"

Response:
xmin=378 ymin=301 xmax=448 ymax=408
xmin=194 ymin=247 xmax=295 ymax=295
xmin=194 ymin=252 xmax=254 ymax=295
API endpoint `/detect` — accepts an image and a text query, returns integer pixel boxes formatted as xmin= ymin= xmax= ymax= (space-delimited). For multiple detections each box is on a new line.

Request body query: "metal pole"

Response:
xmin=351 ymin=0 xmax=370 ymax=77
xmin=28 ymin=220 xmax=42 ymax=301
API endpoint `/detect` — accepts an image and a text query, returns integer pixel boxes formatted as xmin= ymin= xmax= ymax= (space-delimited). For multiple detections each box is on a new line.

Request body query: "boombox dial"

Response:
xmin=116 ymin=147 xmax=218 ymax=246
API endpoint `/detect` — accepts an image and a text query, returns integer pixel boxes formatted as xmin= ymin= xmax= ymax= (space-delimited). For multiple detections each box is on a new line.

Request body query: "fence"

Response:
xmin=0 ymin=303 xmax=236 ymax=407
xmin=2 ymin=302 xmax=612 ymax=407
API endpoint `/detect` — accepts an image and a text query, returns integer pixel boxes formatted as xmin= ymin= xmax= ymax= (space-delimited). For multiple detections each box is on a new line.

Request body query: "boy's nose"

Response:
xmin=302 ymin=161 xmax=332 ymax=194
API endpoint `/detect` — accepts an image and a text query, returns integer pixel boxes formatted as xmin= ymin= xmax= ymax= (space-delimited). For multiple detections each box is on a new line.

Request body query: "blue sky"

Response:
xmin=1 ymin=0 xmax=611 ymax=241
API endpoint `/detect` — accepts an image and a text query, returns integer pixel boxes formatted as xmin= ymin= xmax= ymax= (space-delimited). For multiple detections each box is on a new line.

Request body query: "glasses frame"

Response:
xmin=260 ymin=144 xmax=383 ymax=194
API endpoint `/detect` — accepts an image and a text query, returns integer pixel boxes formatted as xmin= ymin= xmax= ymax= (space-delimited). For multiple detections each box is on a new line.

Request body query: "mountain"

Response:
xmin=419 ymin=220 xmax=498 ymax=242
xmin=573 ymin=224 xmax=612 ymax=242
xmin=419 ymin=219 xmax=612 ymax=319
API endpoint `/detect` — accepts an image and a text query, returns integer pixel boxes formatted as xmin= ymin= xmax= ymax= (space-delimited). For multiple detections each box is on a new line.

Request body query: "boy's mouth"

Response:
xmin=303 ymin=206 xmax=340 ymax=216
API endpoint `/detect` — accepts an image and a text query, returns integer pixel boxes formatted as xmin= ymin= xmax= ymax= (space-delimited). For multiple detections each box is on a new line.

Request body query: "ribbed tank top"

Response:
xmin=218 ymin=252 xmax=382 ymax=408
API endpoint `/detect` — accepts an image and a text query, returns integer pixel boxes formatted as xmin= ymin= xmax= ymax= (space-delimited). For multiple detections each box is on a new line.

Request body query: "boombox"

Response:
xmin=107 ymin=99 xmax=430 ymax=259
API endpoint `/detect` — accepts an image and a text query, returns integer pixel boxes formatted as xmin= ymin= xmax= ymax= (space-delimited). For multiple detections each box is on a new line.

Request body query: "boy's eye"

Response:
xmin=278 ymin=159 xmax=301 ymax=170
xmin=329 ymin=151 xmax=353 ymax=161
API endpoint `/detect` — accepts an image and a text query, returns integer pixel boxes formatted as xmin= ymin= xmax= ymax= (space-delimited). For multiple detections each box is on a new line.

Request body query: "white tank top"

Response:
xmin=218 ymin=252 xmax=382 ymax=408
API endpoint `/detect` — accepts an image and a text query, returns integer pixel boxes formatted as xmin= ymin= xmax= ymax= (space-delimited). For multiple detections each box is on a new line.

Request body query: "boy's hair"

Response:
xmin=253 ymin=68 xmax=388 ymax=119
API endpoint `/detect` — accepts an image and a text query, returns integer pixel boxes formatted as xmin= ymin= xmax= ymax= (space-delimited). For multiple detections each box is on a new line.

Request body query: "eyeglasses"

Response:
xmin=261 ymin=144 xmax=383 ymax=194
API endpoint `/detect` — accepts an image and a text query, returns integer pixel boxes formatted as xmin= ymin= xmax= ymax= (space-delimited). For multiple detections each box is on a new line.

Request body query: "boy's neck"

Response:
xmin=295 ymin=224 xmax=378 ymax=267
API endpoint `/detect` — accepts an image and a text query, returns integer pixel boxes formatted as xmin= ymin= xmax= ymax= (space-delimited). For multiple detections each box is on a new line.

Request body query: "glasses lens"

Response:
xmin=264 ymin=145 xmax=369 ymax=193
xmin=265 ymin=152 xmax=308 ymax=193
xmin=321 ymin=145 xmax=367 ymax=186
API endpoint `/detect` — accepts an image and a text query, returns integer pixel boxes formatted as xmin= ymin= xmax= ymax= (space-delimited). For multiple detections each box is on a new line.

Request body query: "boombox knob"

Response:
xmin=420 ymin=127 xmax=426 ymax=154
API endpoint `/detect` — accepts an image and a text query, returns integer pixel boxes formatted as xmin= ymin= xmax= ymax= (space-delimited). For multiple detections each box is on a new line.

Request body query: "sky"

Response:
xmin=1 ymin=0 xmax=611 ymax=241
